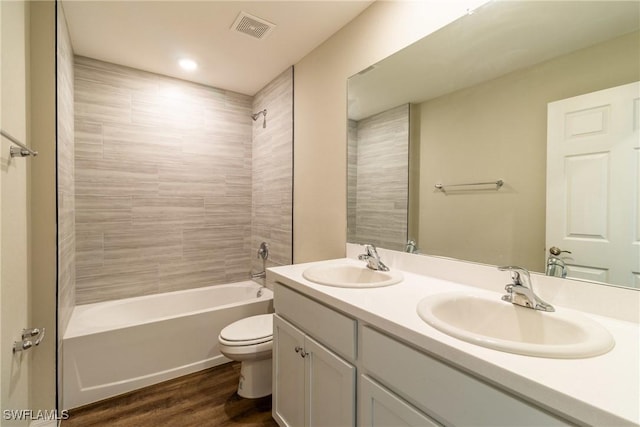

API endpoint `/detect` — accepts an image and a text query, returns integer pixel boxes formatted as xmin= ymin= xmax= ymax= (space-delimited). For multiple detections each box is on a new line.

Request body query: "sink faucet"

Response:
xmin=405 ymin=239 xmax=418 ymax=254
xmin=358 ymin=244 xmax=389 ymax=271
xmin=498 ymin=266 xmax=554 ymax=312
xmin=545 ymin=247 xmax=571 ymax=278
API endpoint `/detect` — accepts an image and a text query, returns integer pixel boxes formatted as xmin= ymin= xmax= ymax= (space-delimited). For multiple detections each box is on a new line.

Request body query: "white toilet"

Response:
xmin=218 ymin=313 xmax=273 ymax=398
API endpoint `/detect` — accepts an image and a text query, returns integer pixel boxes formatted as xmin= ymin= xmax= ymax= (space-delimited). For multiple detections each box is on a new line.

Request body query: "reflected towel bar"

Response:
xmin=435 ymin=179 xmax=503 ymax=191
xmin=1 ymin=129 xmax=38 ymax=157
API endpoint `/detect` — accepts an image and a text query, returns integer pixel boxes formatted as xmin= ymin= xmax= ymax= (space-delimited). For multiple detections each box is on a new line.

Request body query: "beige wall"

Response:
xmin=30 ymin=0 xmax=57 ymax=415
xmin=1 ymin=1 xmax=31 ymax=421
xmin=1 ymin=0 xmax=57 ymax=419
xmin=418 ymin=31 xmax=640 ymax=272
xmin=293 ymin=1 xmax=481 ymax=263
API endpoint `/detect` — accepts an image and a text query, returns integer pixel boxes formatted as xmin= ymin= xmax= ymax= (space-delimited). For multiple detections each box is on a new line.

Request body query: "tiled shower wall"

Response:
xmin=251 ymin=68 xmax=293 ymax=275
xmin=73 ymin=57 xmax=291 ymax=304
xmin=347 ymin=104 xmax=409 ymax=251
xmin=57 ymin=2 xmax=75 ymax=334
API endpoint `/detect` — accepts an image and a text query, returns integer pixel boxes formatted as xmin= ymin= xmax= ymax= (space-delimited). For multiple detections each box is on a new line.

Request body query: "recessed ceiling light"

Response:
xmin=179 ymin=59 xmax=197 ymax=71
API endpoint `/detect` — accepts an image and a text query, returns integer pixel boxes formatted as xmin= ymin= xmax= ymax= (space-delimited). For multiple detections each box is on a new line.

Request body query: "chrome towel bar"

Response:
xmin=435 ymin=179 xmax=503 ymax=191
xmin=1 ymin=129 xmax=38 ymax=157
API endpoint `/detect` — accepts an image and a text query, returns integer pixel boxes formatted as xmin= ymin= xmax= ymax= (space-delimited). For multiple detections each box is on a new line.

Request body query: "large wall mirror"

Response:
xmin=347 ymin=1 xmax=640 ymax=289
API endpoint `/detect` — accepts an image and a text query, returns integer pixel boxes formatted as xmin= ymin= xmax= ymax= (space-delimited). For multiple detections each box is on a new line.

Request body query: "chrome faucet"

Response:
xmin=405 ymin=239 xmax=418 ymax=254
xmin=251 ymin=242 xmax=269 ymax=296
xmin=498 ymin=266 xmax=554 ymax=312
xmin=358 ymin=244 xmax=389 ymax=271
xmin=545 ymin=247 xmax=571 ymax=278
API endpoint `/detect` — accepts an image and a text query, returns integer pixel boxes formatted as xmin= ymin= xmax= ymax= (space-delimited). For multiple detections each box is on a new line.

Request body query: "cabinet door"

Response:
xmin=305 ymin=335 xmax=356 ymax=427
xmin=360 ymin=375 xmax=440 ymax=427
xmin=273 ymin=315 xmax=305 ymax=427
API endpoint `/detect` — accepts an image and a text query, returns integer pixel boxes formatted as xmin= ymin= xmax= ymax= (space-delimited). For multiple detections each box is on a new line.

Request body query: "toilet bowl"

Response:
xmin=218 ymin=313 xmax=273 ymax=398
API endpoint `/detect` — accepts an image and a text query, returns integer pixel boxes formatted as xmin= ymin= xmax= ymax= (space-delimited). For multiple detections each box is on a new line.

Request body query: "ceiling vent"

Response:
xmin=231 ymin=12 xmax=276 ymax=40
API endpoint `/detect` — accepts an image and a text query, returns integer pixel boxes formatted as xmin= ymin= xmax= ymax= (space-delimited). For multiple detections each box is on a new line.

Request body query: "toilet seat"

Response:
xmin=219 ymin=313 xmax=273 ymax=346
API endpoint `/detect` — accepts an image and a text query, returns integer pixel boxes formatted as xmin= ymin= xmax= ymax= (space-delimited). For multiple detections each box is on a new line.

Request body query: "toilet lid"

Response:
xmin=220 ymin=313 xmax=273 ymax=342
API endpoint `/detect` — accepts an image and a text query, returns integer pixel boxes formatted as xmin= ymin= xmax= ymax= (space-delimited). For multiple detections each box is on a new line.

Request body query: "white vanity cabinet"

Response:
xmin=269 ymin=259 xmax=638 ymax=426
xmin=273 ymin=283 xmax=356 ymax=427
xmin=360 ymin=326 xmax=571 ymax=426
xmin=360 ymin=375 xmax=441 ymax=427
xmin=273 ymin=281 xmax=572 ymax=427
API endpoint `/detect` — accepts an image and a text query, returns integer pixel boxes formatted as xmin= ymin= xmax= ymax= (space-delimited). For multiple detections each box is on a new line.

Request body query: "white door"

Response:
xmin=546 ymin=81 xmax=640 ymax=288
xmin=273 ymin=315 xmax=306 ymax=427
xmin=305 ymin=336 xmax=355 ymax=427
xmin=1 ymin=0 xmax=31 ymax=419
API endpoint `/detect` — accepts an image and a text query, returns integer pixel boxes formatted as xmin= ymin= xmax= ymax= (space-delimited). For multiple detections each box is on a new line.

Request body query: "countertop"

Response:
xmin=268 ymin=258 xmax=640 ymax=426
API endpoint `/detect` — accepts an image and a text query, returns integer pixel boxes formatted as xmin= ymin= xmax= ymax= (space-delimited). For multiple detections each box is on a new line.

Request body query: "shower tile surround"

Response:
xmin=251 ymin=69 xmax=294 ymax=277
xmin=57 ymin=3 xmax=76 ymax=340
xmin=348 ymin=104 xmax=409 ymax=251
xmin=73 ymin=57 xmax=292 ymax=304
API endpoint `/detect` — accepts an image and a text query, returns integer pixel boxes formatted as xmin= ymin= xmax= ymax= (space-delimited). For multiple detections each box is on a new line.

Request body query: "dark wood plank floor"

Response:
xmin=62 ymin=362 xmax=278 ymax=427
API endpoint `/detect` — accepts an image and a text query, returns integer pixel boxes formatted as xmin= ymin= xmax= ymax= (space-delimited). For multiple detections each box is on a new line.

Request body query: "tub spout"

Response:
xmin=251 ymin=271 xmax=266 ymax=279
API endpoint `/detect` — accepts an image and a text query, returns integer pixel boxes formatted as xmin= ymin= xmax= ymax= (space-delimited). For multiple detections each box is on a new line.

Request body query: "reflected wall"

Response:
xmin=416 ymin=32 xmax=639 ymax=272
xmin=348 ymin=104 xmax=409 ymax=251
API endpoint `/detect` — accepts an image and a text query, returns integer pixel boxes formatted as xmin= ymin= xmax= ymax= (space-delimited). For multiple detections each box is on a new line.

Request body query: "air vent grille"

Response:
xmin=231 ymin=12 xmax=276 ymax=40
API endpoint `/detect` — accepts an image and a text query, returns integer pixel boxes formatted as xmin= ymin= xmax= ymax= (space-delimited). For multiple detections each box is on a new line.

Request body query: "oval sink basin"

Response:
xmin=302 ymin=263 xmax=403 ymax=288
xmin=417 ymin=292 xmax=614 ymax=358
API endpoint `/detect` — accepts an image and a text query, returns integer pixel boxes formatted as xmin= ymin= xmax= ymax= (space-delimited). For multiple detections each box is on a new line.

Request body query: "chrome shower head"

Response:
xmin=251 ymin=109 xmax=267 ymax=128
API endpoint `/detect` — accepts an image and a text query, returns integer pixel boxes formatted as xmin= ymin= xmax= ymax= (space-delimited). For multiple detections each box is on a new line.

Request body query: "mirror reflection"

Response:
xmin=347 ymin=1 xmax=640 ymax=289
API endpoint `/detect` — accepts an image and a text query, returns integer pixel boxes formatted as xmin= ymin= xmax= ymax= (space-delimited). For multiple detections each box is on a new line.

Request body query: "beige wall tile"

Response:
xmin=73 ymin=57 xmax=291 ymax=303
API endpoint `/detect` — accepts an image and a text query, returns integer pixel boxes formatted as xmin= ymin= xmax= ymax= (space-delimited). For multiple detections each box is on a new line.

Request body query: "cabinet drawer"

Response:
xmin=361 ymin=326 xmax=569 ymax=426
xmin=274 ymin=282 xmax=356 ymax=361
xmin=360 ymin=375 xmax=440 ymax=427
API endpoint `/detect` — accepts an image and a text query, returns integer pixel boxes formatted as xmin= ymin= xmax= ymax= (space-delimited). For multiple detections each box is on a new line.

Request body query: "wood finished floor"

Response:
xmin=61 ymin=362 xmax=278 ymax=427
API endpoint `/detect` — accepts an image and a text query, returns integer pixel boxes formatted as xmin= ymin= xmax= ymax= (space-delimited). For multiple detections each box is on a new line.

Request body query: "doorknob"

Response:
xmin=549 ymin=246 xmax=571 ymax=255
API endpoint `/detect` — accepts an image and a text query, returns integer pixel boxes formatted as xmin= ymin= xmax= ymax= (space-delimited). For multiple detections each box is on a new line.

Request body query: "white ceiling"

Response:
xmin=62 ymin=0 xmax=373 ymax=96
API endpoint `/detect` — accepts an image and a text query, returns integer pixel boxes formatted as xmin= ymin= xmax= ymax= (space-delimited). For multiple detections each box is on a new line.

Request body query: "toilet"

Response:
xmin=218 ymin=313 xmax=273 ymax=398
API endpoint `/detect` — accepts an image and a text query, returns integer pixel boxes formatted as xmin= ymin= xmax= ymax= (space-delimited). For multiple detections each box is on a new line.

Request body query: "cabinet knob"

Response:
xmin=294 ymin=346 xmax=309 ymax=358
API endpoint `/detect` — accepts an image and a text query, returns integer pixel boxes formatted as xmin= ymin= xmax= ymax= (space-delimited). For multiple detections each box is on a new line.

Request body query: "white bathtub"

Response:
xmin=62 ymin=281 xmax=273 ymax=409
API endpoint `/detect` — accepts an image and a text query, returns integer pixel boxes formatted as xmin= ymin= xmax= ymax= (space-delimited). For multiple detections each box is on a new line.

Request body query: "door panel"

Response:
xmin=547 ymin=81 xmax=640 ymax=287
xmin=273 ymin=315 xmax=305 ymax=427
xmin=305 ymin=335 xmax=355 ymax=427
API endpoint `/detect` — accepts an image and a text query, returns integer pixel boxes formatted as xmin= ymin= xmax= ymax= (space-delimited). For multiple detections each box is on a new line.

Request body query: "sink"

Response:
xmin=417 ymin=292 xmax=614 ymax=358
xmin=302 ymin=263 xmax=403 ymax=288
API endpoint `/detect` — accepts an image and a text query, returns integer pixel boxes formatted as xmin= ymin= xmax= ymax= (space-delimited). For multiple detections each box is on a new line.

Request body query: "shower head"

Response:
xmin=251 ymin=109 xmax=267 ymax=128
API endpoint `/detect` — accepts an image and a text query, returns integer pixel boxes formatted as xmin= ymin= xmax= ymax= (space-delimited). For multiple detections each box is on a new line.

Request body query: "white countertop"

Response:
xmin=268 ymin=258 xmax=640 ymax=426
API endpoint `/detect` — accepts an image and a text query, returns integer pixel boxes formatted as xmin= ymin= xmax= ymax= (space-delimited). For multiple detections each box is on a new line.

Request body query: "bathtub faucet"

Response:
xmin=251 ymin=242 xmax=269 ymax=284
xmin=251 ymin=271 xmax=266 ymax=279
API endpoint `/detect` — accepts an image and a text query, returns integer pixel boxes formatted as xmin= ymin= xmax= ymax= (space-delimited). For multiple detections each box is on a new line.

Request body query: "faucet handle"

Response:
xmin=498 ymin=266 xmax=531 ymax=286
xmin=360 ymin=244 xmax=380 ymax=259
xmin=363 ymin=244 xmax=377 ymax=254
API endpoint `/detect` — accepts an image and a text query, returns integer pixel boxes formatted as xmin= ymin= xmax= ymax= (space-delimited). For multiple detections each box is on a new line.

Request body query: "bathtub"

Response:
xmin=62 ymin=281 xmax=273 ymax=409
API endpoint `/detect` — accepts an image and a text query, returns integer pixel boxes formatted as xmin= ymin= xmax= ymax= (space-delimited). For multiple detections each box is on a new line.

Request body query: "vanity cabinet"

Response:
xmin=360 ymin=375 xmax=440 ymax=427
xmin=273 ymin=284 xmax=356 ymax=427
xmin=361 ymin=326 xmax=570 ymax=426
xmin=273 ymin=281 xmax=572 ymax=427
